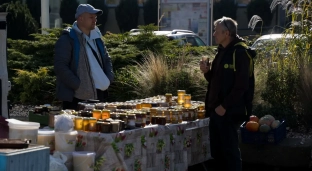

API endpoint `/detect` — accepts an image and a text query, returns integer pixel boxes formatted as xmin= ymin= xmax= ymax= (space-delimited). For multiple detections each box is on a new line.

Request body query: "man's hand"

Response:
xmin=200 ymin=57 xmax=210 ymax=73
xmin=215 ymin=105 xmax=226 ymax=116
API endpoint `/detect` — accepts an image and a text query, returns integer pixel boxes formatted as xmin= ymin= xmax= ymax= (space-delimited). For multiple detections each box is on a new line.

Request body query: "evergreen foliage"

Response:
xmin=143 ymin=0 xmax=158 ymax=26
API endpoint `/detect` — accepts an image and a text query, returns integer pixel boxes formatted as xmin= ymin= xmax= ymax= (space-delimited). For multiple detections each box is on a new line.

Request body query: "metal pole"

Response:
xmin=0 ymin=13 xmax=9 ymax=118
xmin=210 ymin=0 xmax=213 ymax=46
xmin=158 ymin=0 xmax=160 ymax=31
xmin=41 ymin=0 xmax=50 ymax=34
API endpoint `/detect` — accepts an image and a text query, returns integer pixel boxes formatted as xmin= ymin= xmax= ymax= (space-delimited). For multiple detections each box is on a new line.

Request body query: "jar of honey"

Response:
xmin=95 ymin=103 xmax=105 ymax=110
xmin=171 ymin=110 xmax=178 ymax=124
xmin=82 ymin=118 xmax=89 ymax=131
xmin=127 ymin=114 xmax=136 ymax=128
xmin=101 ymin=109 xmax=110 ymax=120
xmin=177 ymin=90 xmax=186 ymax=105
xmin=183 ymin=94 xmax=192 ymax=108
xmin=197 ymin=110 xmax=205 ymax=119
xmin=88 ymin=118 xmax=97 ymax=132
xmin=135 ymin=113 xmax=142 ymax=127
xmin=101 ymin=122 xmax=111 ymax=133
xmin=165 ymin=93 xmax=172 ymax=103
xmin=74 ymin=117 xmax=83 ymax=130
xmin=164 ymin=110 xmax=171 ymax=124
xmin=92 ymin=109 xmax=102 ymax=120
xmin=178 ymin=109 xmax=183 ymax=123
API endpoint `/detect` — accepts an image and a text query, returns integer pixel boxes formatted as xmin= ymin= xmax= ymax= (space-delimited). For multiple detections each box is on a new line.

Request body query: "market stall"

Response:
xmin=5 ymin=91 xmax=212 ymax=171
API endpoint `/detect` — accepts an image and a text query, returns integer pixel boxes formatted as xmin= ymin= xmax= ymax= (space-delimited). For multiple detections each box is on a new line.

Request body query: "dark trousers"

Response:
xmin=62 ymin=89 xmax=108 ymax=110
xmin=209 ymin=111 xmax=242 ymax=171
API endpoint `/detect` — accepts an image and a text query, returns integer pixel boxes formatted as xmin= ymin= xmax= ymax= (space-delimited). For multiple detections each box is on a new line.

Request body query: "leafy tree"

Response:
xmin=87 ymin=0 xmax=109 ymax=33
xmin=26 ymin=0 xmax=41 ymax=25
xmin=115 ymin=0 xmax=139 ymax=32
xmin=0 ymin=1 xmax=39 ymax=40
xmin=143 ymin=0 xmax=158 ymax=26
xmin=247 ymin=0 xmax=273 ymax=33
xmin=213 ymin=0 xmax=238 ymax=20
xmin=60 ymin=0 xmax=79 ymax=25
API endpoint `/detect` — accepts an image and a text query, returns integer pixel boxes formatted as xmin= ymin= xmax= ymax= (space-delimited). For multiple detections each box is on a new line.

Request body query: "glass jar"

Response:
xmin=164 ymin=110 xmax=171 ymax=124
xmin=106 ymin=105 xmax=117 ymax=112
xmin=189 ymin=108 xmax=196 ymax=121
xmin=119 ymin=114 xmax=128 ymax=127
xmin=74 ymin=117 xmax=83 ymax=130
xmin=141 ymin=113 xmax=147 ymax=127
xmin=151 ymin=116 xmax=158 ymax=125
xmin=182 ymin=108 xmax=189 ymax=121
xmin=88 ymin=118 xmax=97 ymax=132
xmin=110 ymin=113 xmax=120 ymax=120
xmin=83 ymin=118 xmax=89 ymax=131
xmin=127 ymin=114 xmax=136 ymax=128
xmin=96 ymin=121 xmax=103 ymax=132
xmin=157 ymin=109 xmax=163 ymax=116
xmin=198 ymin=103 xmax=205 ymax=110
xmin=141 ymin=103 xmax=152 ymax=108
xmin=81 ymin=111 xmax=92 ymax=117
xmin=101 ymin=122 xmax=111 ymax=133
xmin=178 ymin=109 xmax=183 ymax=123
xmin=157 ymin=116 xmax=166 ymax=125
xmin=165 ymin=93 xmax=172 ymax=103
xmin=177 ymin=90 xmax=186 ymax=105
xmin=85 ymin=104 xmax=95 ymax=112
xmin=183 ymin=94 xmax=192 ymax=108
xmin=111 ymin=121 xmax=120 ymax=133
xmin=95 ymin=103 xmax=105 ymax=110
xmin=101 ymin=109 xmax=110 ymax=120
xmin=197 ymin=110 xmax=205 ymax=119
xmin=135 ymin=113 xmax=142 ymax=127
xmin=171 ymin=110 xmax=178 ymax=124
xmin=136 ymin=103 xmax=142 ymax=109
xmin=77 ymin=102 xmax=86 ymax=111
xmin=92 ymin=109 xmax=102 ymax=120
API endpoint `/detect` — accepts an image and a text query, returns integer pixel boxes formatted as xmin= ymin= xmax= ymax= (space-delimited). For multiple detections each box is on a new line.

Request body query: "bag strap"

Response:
xmin=233 ymin=42 xmax=254 ymax=77
xmin=86 ymin=41 xmax=104 ymax=69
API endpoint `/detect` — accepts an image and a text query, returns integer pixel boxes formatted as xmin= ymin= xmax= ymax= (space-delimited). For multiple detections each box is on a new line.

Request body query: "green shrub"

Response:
xmin=0 ymin=1 xmax=39 ymax=40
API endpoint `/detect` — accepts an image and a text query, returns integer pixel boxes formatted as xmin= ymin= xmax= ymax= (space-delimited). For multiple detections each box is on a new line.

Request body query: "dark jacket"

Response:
xmin=54 ymin=27 xmax=114 ymax=101
xmin=204 ymin=36 xmax=256 ymax=121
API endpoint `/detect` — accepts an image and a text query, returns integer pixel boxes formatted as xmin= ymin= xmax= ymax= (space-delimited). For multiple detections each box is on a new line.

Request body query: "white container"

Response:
xmin=62 ymin=152 xmax=73 ymax=171
xmin=37 ymin=129 xmax=55 ymax=151
xmin=6 ymin=119 xmax=40 ymax=143
xmin=73 ymin=151 xmax=95 ymax=171
xmin=55 ymin=131 xmax=77 ymax=153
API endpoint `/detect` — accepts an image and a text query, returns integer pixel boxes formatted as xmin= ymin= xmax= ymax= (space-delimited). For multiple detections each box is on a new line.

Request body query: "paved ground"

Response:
xmin=188 ymin=160 xmax=311 ymax=171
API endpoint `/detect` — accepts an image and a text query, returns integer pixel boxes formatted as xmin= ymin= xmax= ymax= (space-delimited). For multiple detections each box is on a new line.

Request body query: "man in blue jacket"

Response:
xmin=54 ymin=4 xmax=114 ymax=110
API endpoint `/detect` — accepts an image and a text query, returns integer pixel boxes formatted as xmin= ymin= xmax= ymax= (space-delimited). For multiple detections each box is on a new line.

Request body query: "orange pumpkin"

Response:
xmin=246 ymin=121 xmax=259 ymax=132
xmin=249 ymin=115 xmax=259 ymax=123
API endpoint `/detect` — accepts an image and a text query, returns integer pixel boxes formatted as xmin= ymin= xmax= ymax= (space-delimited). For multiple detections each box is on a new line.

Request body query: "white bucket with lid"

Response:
xmin=73 ymin=151 xmax=95 ymax=171
xmin=55 ymin=131 xmax=77 ymax=153
xmin=37 ymin=129 xmax=55 ymax=151
xmin=6 ymin=119 xmax=40 ymax=143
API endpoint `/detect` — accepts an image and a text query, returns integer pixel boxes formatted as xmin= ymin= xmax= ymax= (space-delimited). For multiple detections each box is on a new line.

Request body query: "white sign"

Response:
xmin=159 ymin=1 xmax=212 ymax=45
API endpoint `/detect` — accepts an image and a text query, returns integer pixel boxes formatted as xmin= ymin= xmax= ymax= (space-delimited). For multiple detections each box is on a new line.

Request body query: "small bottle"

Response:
xmin=183 ymin=94 xmax=192 ymax=108
xmin=92 ymin=109 xmax=102 ymax=120
xmin=177 ymin=90 xmax=186 ymax=105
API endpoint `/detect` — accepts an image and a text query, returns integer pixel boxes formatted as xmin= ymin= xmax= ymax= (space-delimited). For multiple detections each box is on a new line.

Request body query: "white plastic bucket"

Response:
xmin=37 ymin=129 xmax=55 ymax=151
xmin=6 ymin=119 xmax=40 ymax=143
xmin=55 ymin=131 xmax=77 ymax=153
xmin=73 ymin=151 xmax=95 ymax=171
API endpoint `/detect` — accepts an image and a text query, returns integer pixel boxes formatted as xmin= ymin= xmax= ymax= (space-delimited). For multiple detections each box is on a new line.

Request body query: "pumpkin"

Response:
xmin=271 ymin=120 xmax=281 ymax=129
xmin=259 ymin=124 xmax=271 ymax=133
xmin=264 ymin=115 xmax=275 ymax=122
xmin=259 ymin=116 xmax=274 ymax=126
xmin=246 ymin=121 xmax=259 ymax=132
xmin=249 ymin=115 xmax=259 ymax=123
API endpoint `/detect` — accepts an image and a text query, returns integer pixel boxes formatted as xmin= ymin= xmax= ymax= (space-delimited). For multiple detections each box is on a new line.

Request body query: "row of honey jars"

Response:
xmin=74 ymin=116 xmax=125 ymax=133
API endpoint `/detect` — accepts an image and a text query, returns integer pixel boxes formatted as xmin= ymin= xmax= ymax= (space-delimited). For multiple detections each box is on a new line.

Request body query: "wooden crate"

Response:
xmin=0 ymin=145 xmax=50 ymax=171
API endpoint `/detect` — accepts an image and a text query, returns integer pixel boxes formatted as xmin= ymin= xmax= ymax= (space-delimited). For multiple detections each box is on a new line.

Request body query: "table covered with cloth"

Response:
xmin=75 ymin=118 xmax=211 ymax=171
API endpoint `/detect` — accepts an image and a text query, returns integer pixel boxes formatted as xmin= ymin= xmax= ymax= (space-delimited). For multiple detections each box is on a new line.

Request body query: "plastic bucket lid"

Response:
xmin=6 ymin=119 xmax=40 ymax=129
xmin=73 ymin=151 xmax=95 ymax=157
xmin=38 ymin=129 xmax=55 ymax=135
xmin=55 ymin=130 xmax=77 ymax=135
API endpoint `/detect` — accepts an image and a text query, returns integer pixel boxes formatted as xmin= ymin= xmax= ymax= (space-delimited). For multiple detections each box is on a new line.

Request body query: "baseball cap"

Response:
xmin=75 ymin=4 xmax=103 ymax=19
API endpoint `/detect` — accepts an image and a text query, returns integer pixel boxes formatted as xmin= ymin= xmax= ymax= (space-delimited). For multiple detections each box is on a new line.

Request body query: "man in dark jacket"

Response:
xmin=54 ymin=4 xmax=114 ymax=110
xmin=200 ymin=17 xmax=256 ymax=171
